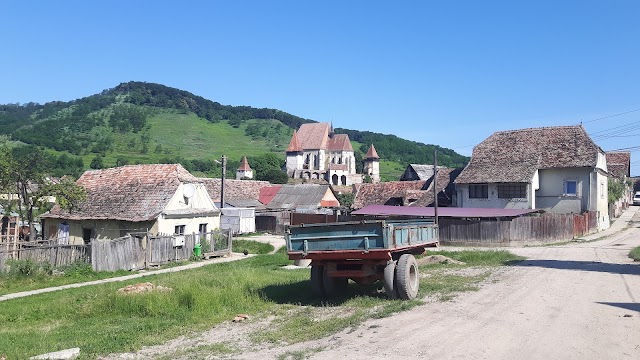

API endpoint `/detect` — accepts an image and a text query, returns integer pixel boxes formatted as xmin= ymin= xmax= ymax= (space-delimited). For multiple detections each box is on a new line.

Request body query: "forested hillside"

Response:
xmin=0 ymin=81 xmax=468 ymax=180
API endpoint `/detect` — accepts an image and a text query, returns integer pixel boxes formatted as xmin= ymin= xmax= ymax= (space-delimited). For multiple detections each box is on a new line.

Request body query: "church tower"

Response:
xmin=363 ymin=144 xmax=380 ymax=183
xmin=236 ymin=156 xmax=253 ymax=180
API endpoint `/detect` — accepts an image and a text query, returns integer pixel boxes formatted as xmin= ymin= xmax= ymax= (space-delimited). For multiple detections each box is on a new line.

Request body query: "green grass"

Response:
xmin=630 ymin=246 xmax=640 ymax=261
xmin=0 ymin=249 xmax=521 ymax=359
xmin=232 ymin=239 xmax=275 ymax=254
xmin=0 ymin=261 xmax=131 ymax=296
xmin=425 ymin=250 xmax=525 ymax=266
xmin=380 ymin=160 xmax=406 ymax=182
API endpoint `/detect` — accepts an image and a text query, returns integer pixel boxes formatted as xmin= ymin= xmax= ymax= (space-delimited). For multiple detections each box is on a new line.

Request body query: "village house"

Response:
xmin=454 ymin=125 xmax=610 ymax=230
xmin=41 ymin=164 xmax=220 ymax=245
xmin=606 ymin=151 xmax=632 ymax=217
xmin=352 ymin=166 xmax=461 ymax=209
xmin=285 ymin=122 xmax=380 ymax=185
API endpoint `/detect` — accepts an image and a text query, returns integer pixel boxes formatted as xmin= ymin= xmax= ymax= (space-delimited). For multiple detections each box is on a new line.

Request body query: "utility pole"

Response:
xmin=220 ymin=155 xmax=226 ymax=209
xmin=433 ymin=150 xmax=438 ymax=226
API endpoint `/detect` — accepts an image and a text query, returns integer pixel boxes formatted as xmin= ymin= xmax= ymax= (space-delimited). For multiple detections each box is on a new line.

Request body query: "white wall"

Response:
xmin=536 ymin=168 xmax=591 ymax=214
xmin=42 ymin=218 xmax=155 ymax=245
xmin=159 ymin=182 xmax=221 ymax=235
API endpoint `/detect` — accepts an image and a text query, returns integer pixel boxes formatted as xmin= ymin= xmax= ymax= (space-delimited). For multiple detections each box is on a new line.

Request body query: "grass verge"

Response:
xmin=0 ymin=249 xmax=522 ymax=359
xmin=232 ymin=239 xmax=275 ymax=255
xmin=0 ymin=261 xmax=131 ymax=296
xmin=630 ymin=246 xmax=640 ymax=261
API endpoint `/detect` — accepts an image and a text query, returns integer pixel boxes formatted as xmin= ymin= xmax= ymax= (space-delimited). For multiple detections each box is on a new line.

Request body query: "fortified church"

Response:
xmin=285 ymin=122 xmax=380 ymax=186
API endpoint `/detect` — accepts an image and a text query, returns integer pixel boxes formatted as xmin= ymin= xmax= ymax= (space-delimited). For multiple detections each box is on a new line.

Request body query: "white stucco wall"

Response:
xmin=535 ymin=168 xmax=591 ymax=214
xmin=157 ymin=182 xmax=221 ymax=235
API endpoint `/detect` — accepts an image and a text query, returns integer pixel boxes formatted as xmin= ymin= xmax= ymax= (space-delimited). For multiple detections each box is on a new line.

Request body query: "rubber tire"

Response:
xmin=310 ymin=265 xmax=324 ymax=296
xmin=395 ymin=254 xmax=419 ymax=300
xmin=322 ymin=266 xmax=348 ymax=297
xmin=383 ymin=260 xmax=398 ymax=299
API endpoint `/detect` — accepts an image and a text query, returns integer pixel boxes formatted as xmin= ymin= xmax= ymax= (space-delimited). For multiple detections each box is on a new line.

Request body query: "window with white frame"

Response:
xmin=564 ymin=180 xmax=578 ymax=196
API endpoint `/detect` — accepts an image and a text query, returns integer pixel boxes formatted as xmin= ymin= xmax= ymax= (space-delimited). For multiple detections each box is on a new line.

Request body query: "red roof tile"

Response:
xmin=238 ymin=156 xmax=252 ymax=171
xmin=296 ymin=123 xmax=330 ymax=149
xmin=328 ymin=134 xmax=353 ymax=151
xmin=43 ymin=164 xmax=198 ymax=221
xmin=365 ymin=144 xmax=379 ymax=159
xmin=606 ymin=151 xmax=630 ymax=178
xmin=456 ymin=125 xmax=602 ymax=184
xmin=286 ymin=131 xmax=303 ymax=152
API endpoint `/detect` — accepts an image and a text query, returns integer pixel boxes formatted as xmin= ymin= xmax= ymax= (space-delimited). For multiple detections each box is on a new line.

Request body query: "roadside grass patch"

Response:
xmin=0 ymin=260 xmax=131 ymax=295
xmin=232 ymin=239 xmax=275 ymax=254
xmin=425 ymin=250 xmax=525 ymax=266
xmin=278 ymin=347 xmax=325 ymax=360
xmin=630 ymin=246 xmax=640 ymax=261
xmin=0 ymin=249 xmax=521 ymax=358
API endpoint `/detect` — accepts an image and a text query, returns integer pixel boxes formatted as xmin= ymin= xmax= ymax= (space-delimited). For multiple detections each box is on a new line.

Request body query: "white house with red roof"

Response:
xmin=41 ymin=164 xmax=220 ymax=245
xmin=455 ymin=125 xmax=610 ymax=230
xmin=285 ymin=122 xmax=379 ymax=185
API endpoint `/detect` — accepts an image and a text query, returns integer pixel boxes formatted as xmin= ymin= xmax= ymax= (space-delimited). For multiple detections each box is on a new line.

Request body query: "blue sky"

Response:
xmin=2 ymin=1 xmax=640 ymax=173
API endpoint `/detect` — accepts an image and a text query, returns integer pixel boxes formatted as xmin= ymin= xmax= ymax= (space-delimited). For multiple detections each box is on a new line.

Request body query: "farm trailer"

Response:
xmin=286 ymin=219 xmax=439 ymax=300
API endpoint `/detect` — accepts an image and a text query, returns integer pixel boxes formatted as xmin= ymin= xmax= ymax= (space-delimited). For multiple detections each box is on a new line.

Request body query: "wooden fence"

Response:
xmin=439 ymin=212 xmax=596 ymax=246
xmin=0 ymin=240 xmax=91 ymax=270
xmin=92 ymin=235 xmax=145 ymax=272
xmin=92 ymin=230 xmax=232 ymax=272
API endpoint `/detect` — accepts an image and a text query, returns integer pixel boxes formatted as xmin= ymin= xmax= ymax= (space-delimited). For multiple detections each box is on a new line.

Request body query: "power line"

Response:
xmin=582 ymin=107 xmax=640 ymax=124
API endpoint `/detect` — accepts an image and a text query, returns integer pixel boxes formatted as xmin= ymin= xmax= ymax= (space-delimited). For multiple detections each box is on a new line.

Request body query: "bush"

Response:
xmin=630 ymin=246 xmax=640 ymax=261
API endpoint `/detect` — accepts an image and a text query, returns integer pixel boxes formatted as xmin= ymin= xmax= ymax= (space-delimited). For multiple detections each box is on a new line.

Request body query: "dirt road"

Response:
xmin=108 ymin=214 xmax=640 ymax=359
xmin=241 ymin=216 xmax=640 ymax=359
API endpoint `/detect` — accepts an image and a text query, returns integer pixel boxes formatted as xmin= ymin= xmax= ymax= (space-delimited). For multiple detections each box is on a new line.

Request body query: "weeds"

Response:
xmin=630 ymin=246 xmax=640 ymax=261
xmin=232 ymin=239 xmax=275 ymax=254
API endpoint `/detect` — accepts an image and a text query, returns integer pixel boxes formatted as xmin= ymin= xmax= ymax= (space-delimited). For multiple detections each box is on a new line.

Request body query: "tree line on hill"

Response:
xmin=0 ymin=81 xmax=469 ymax=178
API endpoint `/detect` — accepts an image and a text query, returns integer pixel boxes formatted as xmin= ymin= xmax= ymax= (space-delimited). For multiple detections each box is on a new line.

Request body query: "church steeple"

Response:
xmin=236 ymin=156 xmax=254 ymax=180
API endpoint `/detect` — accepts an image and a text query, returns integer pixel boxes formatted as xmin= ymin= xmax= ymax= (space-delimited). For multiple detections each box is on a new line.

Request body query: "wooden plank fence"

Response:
xmin=0 ymin=241 xmax=90 ymax=270
xmin=439 ymin=212 xmax=596 ymax=246
xmin=92 ymin=230 xmax=232 ymax=271
xmin=92 ymin=235 xmax=145 ymax=272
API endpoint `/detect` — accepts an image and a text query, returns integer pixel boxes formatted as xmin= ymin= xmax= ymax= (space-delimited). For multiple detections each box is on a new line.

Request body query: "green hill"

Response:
xmin=0 ymin=81 xmax=468 ymax=181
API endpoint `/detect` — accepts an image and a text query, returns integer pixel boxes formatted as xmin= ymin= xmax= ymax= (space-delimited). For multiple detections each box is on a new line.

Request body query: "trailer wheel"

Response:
xmin=322 ymin=267 xmax=348 ymax=296
xmin=395 ymin=254 xmax=419 ymax=300
xmin=310 ymin=265 xmax=324 ymax=296
xmin=383 ymin=260 xmax=398 ymax=299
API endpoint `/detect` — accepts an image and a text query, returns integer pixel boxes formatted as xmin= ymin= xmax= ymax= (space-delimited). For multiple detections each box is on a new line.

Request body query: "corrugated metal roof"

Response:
xmin=352 ymin=205 xmax=544 ymax=218
xmin=267 ymin=184 xmax=339 ymax=210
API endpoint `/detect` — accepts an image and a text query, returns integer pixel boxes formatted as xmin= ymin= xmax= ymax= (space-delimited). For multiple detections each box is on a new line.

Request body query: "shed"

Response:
xmin=220 ymin=208 xmax=255 ymax=234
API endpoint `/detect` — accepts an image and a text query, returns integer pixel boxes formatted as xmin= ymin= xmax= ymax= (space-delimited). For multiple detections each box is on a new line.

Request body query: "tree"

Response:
xmin=90 ymin=155 xmax=104 ymax=169
xmin=0 ymin=144 xmax=86 ymax=240
xmin=260 ymin=169 xmax=289 ymax=184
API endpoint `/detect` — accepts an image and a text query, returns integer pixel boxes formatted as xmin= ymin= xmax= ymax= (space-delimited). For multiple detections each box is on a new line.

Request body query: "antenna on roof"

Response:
xmin=183 ymin=184 xmax=195 ymax=199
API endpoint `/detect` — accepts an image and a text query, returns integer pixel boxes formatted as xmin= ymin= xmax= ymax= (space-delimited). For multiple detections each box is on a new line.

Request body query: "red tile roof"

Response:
xmin=43 ymin=164 xmax=198 ymax=221
xmin=456 ymin=125 xmax=602 ymax=184
xmin=286 ymin=131 xmax=303 ymax=152
xmin=328 ymin=134 xmax=353 ymax=151
xmin=238 ymin=156 xmax=252 ymax=171
xmin=365 ymin=144 xmax=379 ymax=159
xmin=353 ymin=181 xmax=427 ymax=209
xmin=296 ymin=123 xmax=330 ymax=149
xmin=201 ymin=178 xmax=271 ymax=202
xmin=606 ymin=151 xmax=631 ymax=178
